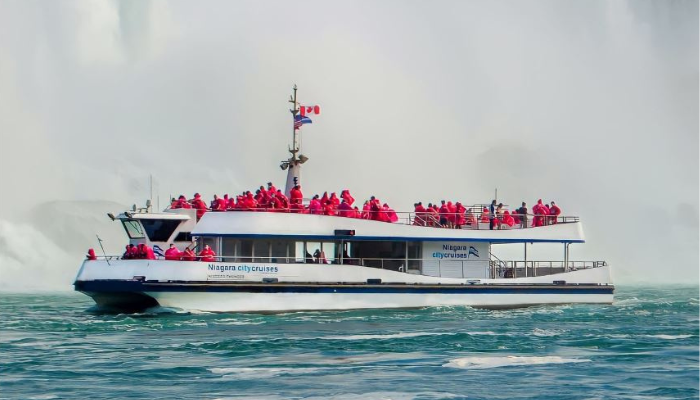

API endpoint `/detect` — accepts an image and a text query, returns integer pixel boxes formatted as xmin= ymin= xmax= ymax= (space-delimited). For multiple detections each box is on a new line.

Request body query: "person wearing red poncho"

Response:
xmin=211 ymin=195 xmax=226 ymax=211
xmin=465 ymin=209 xmax=476 ymax=227
xmin=341 ymin=190 xmax=355 ymax=206
xmin=481 ymin=207 xmax=490 ymax=223
xmin=181 ymin=247 xmax=196 ymax=261
xmin=502 ymin=210 xmax=515 ymax=228
xmin=308 ymin=195 xmax=322 ymax=214
xmin=384 ymin=204 xmax=398 ymax=223
xmin=370 ymin=198 xmax=382 ymax=221
xmin=198 ymin=245 xmax=216 ymax=262
xmin=290 ymin=185 xmax=303 ymax=205
xmin=428 ymin=204 xmax=440 ymax=227
xmin=320 ymin=192 xmax=330 ymax=207
xmin=447 ymin=201 xmax=457 ymax=228
xmin=86 ymin=248 xmax=97 ymax=261
xmin=455 ymin=202 xmax=466 ymax=229
xmin=275 ymin=190 xmax=290 ymax=211
xmin=324 ymin=202 xmax=336 ymax=216
xmin=414 ymin=202 xmax=427 ymax=226
xmin=244 ymin=192 xmax=258 ymax=210
xmin=532 ymin=199 xmax=545 ymax=227
xmin=329 ymin=192 xmax=340 ymax=207
xmin=173 ymin=195 xmax=191 ymax=209
xmin=549 ymin=201 xmax=561 ymax=224
xmin=164 ymin=244 xmax=181 ymax=261
xmin=361 ymin=201 xmax=371 ymax=219
xmin=338 ymin=200 xmax=353 ymax=217
xmin=267 ymin=182 xmax=277 ymax=195
xmin=191 ymin=193 xmax=208 ymax=220
xmin=227 ymin=195 xmax=237 ymax=210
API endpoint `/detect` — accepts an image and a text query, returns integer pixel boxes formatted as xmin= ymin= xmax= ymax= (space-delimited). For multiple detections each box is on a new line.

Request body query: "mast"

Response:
xmin=282 ymin=84 xmax=309 ymax=197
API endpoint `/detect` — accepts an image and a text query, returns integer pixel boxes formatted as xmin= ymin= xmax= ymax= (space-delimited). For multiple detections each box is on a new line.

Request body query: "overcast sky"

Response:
xmin=0 ymin=0 xmax=697 ymax=289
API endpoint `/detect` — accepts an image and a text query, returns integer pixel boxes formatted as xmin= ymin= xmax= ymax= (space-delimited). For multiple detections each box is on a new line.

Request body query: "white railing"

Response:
xmin=163 ymin=205 xmax=577 ymax=230
xmin=87 ymin=255 xmax=606 ymax=280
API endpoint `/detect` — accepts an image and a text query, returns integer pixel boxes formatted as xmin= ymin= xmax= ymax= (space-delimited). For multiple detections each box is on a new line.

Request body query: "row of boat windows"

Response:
xmin=195 ymin=238 xmax=421 ymax=269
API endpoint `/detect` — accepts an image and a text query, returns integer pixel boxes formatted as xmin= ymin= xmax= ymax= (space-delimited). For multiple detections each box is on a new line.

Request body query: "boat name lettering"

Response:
xmin=432 ymin=245 xmax=480 ymax=260
xmin=207 ymin=264 xmax=279 ymax=273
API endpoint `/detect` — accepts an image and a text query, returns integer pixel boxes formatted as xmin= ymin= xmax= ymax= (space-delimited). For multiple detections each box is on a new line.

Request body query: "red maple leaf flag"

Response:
xmin=299 ymin=105 xmax=321 ymax=116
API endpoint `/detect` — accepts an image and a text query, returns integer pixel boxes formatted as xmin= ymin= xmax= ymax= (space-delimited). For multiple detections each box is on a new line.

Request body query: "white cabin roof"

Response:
xmin=191 ymin=211 xmax=585 ymax=243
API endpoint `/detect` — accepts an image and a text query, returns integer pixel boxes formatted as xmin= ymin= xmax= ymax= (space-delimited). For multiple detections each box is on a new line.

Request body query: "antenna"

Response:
xmin=283 ymin=84 xmax=306 ymax=197
xmin=96 ymin=234 xmax=110 ymax=266
xmin=149 ymin=174 xmax=153 ymax=212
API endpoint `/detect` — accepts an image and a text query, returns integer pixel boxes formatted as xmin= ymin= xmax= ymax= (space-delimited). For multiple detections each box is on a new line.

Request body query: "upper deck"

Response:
xmin=189 ymin=210 xmax=585 ymax=243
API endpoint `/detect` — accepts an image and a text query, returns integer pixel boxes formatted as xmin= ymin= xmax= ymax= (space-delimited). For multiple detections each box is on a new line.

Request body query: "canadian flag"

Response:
xmin=299 ymin=105 xmax=321 ymax=116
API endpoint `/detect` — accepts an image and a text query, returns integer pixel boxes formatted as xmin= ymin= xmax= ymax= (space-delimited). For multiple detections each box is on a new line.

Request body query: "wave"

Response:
xmin=645 ymin=334 xmax=694 ymax=340
xmin=443 ymin=355 xmax=591 ymax=370
xmin=316 ymin=331 xmax=453 ymax=341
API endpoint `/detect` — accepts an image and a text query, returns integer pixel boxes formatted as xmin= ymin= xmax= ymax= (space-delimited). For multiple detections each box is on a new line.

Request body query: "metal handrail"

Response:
xmin=88 ymin=255 xmax=606 ymax=280
xmin=163 ymin=205 xmax=577 ymax=230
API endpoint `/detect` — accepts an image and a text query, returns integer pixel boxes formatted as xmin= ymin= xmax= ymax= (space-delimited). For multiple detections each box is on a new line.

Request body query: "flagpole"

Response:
xmin=283 ymin=84 xmax=304 ymax=197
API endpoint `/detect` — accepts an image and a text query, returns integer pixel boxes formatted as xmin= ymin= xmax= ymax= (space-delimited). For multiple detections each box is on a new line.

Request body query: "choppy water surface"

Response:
xmin=1 ymin=286 xmax=698 ymax=400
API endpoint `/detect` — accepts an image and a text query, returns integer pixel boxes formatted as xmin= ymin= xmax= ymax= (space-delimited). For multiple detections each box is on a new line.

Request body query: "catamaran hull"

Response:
xmin=74 ymin=260 xmax=614 ymax=312
xmin=75 ymin=281 xmax=613 ymax=312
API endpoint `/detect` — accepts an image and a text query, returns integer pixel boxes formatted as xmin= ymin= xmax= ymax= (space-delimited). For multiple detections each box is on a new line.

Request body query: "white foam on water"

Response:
xmin=443 ymin=355 xmax=591 ymax=370
xmin=211 ymin=318 xmax=266 ymax=326
xmin=646 ymin=334 xmax=693 ymax=340
xmin=465 ymin=331 xmax=500 ymax=336
xmin=209 ymin=367 xmax=325 ymax=379
xmin=320 ymin=331 xmax=453 ymax=341
xmin=531 ymin=328 xmax=566 ymax=337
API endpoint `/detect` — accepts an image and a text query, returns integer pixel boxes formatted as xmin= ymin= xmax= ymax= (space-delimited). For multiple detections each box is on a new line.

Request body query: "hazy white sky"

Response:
xmin=0 ymin=0 xmax=697 ymax=288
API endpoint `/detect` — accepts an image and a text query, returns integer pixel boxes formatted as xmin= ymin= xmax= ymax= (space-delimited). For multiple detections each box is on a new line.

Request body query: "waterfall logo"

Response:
xmin=468 ymin=246 xmax=479 ymax=258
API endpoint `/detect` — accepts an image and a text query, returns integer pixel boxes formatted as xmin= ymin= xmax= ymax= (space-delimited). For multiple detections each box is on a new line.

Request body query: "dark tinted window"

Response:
xmin=140 ymin=219 xmax=181 ymax=242
xmin=174 ymin=232 xmax=192 ymax=242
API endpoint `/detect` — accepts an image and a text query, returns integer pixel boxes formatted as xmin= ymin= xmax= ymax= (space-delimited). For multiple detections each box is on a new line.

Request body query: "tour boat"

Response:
xmin=73 ymin=87 xmax=614 ymax=312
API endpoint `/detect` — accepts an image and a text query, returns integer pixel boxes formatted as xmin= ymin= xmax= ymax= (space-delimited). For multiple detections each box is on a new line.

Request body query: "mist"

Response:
xmin=0 ymin=0 xmax=697 ymax=290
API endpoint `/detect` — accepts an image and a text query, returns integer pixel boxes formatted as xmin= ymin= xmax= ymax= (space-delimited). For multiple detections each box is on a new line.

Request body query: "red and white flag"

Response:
xmin=299 ymin=105 xmax=321 ymax=116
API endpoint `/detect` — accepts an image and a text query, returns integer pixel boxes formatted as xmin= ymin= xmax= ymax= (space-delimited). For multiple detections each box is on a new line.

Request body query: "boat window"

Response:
xmin=321 ymin=242 xmax=336 ymax=264
xmin=295 ymin=242 xmax=305 ymax=263
xmin=352 ymin=241 xmax=406 ymax=271
xmin=238 ymin=240 xmax=253 ymax=262
xmin=408 ymin=242 xmax=421 ymax=272
xmin=198 ymin=237 xmax=218 ymax=254
xmin=222 ymin=238 xmax=238 ymax=262
xmin=174 ymin=232 xmax=192 ymax=242
xmin=141 ymin=219 xmax=181 ymax=242
xmin=270 ymin=240 xmax=289 ymax=263
xmin=306 ymin=241 xmax=321 ymax=264
xmin=253 ymin=241 xmax=270 ymax=263
xmin=122 ymin=220 xmax=145 ymax=239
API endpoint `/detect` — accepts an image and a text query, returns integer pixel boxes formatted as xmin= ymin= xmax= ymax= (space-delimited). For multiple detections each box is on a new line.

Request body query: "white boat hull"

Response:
xmin=74 ymin=260 xmax=614 ymax=312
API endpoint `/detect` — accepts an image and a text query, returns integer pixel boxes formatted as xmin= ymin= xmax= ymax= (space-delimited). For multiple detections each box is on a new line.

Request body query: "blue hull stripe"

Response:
xmin=75 ymin=281 xmax=613 ymax=295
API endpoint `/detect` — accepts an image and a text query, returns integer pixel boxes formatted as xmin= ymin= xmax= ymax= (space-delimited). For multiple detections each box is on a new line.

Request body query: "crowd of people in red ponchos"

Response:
xmin=169 ymin=182 xmax=401 ymax=222
xmin=412 ymin=199 xmax=562 ymax=229
xmin=83 ymin=185 xmax=565 ymax=262
xmin=116 ymin=243 xmax=217 ymax=261
xmin=168 ymin=181 xmax=562 ymax=230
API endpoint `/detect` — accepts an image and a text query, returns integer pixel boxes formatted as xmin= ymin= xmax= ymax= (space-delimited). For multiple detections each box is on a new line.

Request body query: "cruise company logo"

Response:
xmin=206 ymin=264 xmax=279 ymax=281
xmin=207 ymin=264 xmax=279 ymax=273
xmin=432 ymin=244 xmax=481 ymax=260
